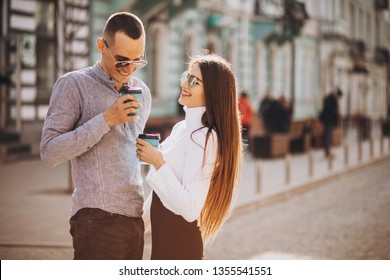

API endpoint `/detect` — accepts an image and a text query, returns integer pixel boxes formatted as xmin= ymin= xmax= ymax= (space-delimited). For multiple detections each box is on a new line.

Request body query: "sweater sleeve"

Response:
xmin=40 ymin=75 xmax=110 ymax=168
xmin=146 ymin=129 xmax=218 ymax=222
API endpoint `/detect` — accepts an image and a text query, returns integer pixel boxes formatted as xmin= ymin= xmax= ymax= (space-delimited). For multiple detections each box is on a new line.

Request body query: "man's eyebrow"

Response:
xmin=115 ymin=54 xmax=142 ymax=61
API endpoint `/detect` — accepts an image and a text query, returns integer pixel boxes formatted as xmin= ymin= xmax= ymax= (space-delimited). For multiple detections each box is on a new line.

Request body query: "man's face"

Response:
xmin=99 ymin=31 xmax=145 ymax=89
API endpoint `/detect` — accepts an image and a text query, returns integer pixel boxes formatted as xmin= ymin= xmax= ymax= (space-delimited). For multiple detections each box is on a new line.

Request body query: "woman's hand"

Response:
xmin=136 ymin=138 xmax=166 ymax=170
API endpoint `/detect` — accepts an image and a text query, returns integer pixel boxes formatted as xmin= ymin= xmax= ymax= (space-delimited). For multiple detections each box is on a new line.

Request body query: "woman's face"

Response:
xmin=179 ymin=64 xmax=206 ymax=108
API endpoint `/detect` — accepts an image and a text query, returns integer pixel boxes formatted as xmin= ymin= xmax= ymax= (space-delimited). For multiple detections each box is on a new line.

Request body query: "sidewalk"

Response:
xmin=1 ymin=135 xmax=390 ymax=258
xmin=236 ymin=137 xmax=390 ymax=209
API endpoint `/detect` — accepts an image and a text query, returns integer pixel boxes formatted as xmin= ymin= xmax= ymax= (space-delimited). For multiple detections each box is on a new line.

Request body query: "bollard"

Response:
xmin=344 ymin=144 xmax=349 ymax=166
xmin=369 ymin=138 xmax=374 ymax=159
xmin=358 ymin=140 xmax=362 ymax=162
xmin=255 ymin=159 xmax=262 ymax=193
xmin=327 ymin=152 xmax=333 ymax=171
xmin=68 ymin=161 xmax=73 ymax=193
xmin=380 ymin=136 xmax=384 ymax=157
xmin=308 ymin=149 xmax=313 ymax=177
xmin=285 ymin=153 xmax=291 ymax=184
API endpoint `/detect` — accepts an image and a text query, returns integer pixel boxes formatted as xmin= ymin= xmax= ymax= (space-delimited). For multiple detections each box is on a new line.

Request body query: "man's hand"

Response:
xmin=103 ymin=94 xmax=142 ymax=128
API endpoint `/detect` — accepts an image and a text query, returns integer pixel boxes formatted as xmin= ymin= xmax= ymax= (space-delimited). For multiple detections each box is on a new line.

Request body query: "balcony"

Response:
xmin=349 ymin=40 xmax=366 ymax=59
xmin=351 ymin=60 xmax=369 ymax=75
xmin=321 ymin=19 xmax=349 ymax=40
xmin=131 ymin=0 xmax=196 ymax=20
xmin=374 ymin=47 xmax=390 ymax=64
xmin=375 ymin=0 xmax=389 ymax=10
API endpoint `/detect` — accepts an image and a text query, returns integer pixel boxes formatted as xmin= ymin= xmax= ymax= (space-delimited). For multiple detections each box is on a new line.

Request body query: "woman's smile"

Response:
xmin=180 ymin=90 xmax=192 ymax=98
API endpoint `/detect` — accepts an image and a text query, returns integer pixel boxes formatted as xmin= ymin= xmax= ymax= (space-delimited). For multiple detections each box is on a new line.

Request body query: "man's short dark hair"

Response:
xmin=103 ymin=12 xmax=144 ymax=45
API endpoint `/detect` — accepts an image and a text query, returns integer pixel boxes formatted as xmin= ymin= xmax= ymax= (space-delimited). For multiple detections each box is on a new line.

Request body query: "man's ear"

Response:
xmin=97 ymin=38 xmax=104 ymax=53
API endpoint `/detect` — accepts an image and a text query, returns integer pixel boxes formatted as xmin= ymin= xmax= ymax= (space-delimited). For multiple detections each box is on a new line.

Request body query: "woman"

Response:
xmin=136 ymin=53 xmax=243 ymax=260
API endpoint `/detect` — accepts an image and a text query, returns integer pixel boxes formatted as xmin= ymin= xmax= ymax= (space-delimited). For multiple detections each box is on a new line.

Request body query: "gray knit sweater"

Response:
xmin=40 ymin=62 xmax=151 ymax=218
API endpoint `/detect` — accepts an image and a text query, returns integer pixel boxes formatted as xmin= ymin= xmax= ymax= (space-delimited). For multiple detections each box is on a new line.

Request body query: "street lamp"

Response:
xmin=281 ymin=0 xmax=309 ymax=116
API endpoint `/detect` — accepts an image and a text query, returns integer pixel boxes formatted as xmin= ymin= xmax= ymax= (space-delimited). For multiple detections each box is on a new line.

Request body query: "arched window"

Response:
xmin=151 ymin=28 xmax=159 ymax=98
xmin=255 ymin=42 xmax=265 ymax=100
xmin=206 ymin=41 xmax=216 ymax=53
xmin=148 ymin=23 xmax=168 ymax=99
xmin=36 ymin=1 xmax=57 ymax=101
xmin=183 ymin=35 xmax=193 ymax=67
xmin=206 ymin=34 xmax=220 ymax=55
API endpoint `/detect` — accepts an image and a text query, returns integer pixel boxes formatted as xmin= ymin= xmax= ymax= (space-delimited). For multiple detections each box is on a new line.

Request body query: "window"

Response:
xmin=35 ymin=1 xmax=56 ymax=101
xmin=147 ymin=22 xmax=168 ymax=100
xmin=366 ymin=13 xmax=371 ymax=48
xmin=151 ymin=28 xmax=159 ymax=98
xmin=184 ymin=35 xmax=193 ymax=66
xmin=349 ymin=3 xmax=355 ymax=38
xmin=339 ymin=0 xmax=345 ymax=19
xmin=359 ymin=8 xmax=364 ymax=40
xmin=206 ymin=41 xmax=216 ymax=54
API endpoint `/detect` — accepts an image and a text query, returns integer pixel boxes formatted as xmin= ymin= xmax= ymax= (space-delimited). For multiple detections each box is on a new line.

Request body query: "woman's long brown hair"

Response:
xmin=189 ymin=54 xmax=243 ymax=244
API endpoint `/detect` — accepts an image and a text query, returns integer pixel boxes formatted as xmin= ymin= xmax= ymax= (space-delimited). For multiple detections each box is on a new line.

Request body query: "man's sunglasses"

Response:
xmin=103 ymin=39 xmax=147 ymax=69
xmin=181 ymin=71 xmax=203 ymax=88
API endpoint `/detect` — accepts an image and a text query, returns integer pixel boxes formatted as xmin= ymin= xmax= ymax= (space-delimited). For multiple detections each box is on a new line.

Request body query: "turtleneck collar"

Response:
xmin=183 ymin=106 xmax=206 ymax=128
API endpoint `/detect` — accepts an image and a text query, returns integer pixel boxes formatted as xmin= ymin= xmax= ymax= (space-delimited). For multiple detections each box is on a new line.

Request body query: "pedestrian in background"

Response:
xmin=319 ymin=88 xmax=343 ymax=158
xmin=40 ymin=12 xmax=151 ymax=259
xmin=258 ymin=93 xmax=273 ymax=133
xmin=259 ymin=94 xmax=290 ymax=134
xmin=136 ymin=53 xmax=243 ymax=260
xmin=238 ymin=90 xmax=254 ymax=145
xmin=278 ymin=95 xmax=292 ymax=132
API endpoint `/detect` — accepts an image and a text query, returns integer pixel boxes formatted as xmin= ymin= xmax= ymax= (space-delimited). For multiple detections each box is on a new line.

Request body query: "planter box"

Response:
xmin=252 ymin=134 xmax=289 ymax=159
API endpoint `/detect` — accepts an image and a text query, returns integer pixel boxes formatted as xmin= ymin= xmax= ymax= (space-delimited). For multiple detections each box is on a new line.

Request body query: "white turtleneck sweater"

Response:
xmin=143 ymin=106 xmax=218 ymax=229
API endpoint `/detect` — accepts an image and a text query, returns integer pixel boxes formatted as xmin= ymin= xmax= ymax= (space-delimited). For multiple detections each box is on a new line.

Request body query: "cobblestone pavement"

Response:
xmin=1 ymin=157 xmax=389 ymax=260
xmin=205 ymin=157 xmax=390 ymax=260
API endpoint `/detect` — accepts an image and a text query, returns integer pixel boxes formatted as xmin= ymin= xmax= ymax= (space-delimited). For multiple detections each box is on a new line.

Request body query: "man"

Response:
xmin=40 ymin=12 xmax=151 ymax=259
xmin=320 ymin=88 xmax=342 ymax=158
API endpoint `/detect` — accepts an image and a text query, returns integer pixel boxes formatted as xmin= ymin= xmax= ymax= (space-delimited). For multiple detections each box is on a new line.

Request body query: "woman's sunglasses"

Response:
xmin=181 ymin=71 xmax=203 ymax=88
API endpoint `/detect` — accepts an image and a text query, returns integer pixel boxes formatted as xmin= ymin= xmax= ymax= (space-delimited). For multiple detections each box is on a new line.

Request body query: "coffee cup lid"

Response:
xmin=120 ymin=84 xmax=142 ymax=94
xmin=127 ymin=86 xmax=143 ymax=94
xmin=139 ymin=133 xmax=160 ymax=140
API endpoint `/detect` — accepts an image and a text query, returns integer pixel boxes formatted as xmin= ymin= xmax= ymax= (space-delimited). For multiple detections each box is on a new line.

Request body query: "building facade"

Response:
xmin=0 ymin=0 xmax=91 ymax=156
xmin=304 ymin=0 xmax=390 ymax=121
xmin=1 ymin=0 xmax=389 ymax=159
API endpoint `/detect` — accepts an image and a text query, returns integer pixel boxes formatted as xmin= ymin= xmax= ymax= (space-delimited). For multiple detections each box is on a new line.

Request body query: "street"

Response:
xmin=1 ymin=157 xmax=389 ymax=260
xmin=205 ymin=157 xmax=390 ymax=260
